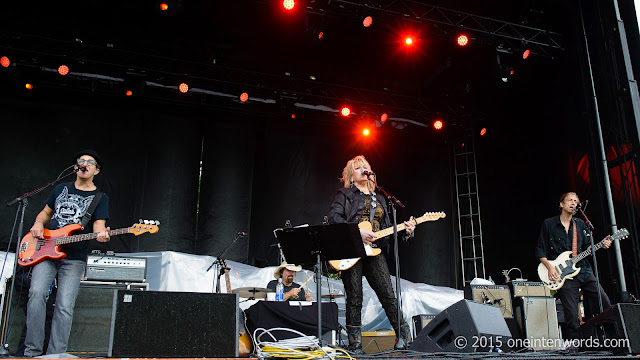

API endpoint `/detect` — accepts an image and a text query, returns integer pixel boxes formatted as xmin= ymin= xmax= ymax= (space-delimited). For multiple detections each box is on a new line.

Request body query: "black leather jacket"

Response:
xmin=328 ymin=187 xmax=393 ymax=249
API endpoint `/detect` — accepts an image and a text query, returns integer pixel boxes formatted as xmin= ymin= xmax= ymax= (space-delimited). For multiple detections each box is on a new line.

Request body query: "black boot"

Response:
xmin=394 ymin=321 xmax=411 ymax=349
xmin=346 ymin=325 xmax=364 ymax=354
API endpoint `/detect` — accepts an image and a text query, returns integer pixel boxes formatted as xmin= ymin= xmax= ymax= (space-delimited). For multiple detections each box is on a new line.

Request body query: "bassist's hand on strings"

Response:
xmin=30 ymin=221 xmax=45 ymax=239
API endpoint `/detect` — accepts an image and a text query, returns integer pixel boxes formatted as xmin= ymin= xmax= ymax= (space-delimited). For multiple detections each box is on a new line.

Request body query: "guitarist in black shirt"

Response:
xmin=535 ymin=192 xmax=612 ymax=343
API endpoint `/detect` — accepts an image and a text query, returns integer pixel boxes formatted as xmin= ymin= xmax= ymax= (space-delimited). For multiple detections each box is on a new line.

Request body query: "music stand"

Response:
xmin=275 ymin=223 xmax=364 ymax=344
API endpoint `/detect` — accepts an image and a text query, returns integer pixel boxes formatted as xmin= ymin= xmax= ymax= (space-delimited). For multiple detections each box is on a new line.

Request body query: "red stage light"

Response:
xmin=433 ymin=120 xmax=443 ymax=130
xmin=363 ymin=128 xmax=370 ymax=136
xmin=0 ymin=56 xmax=10 ymax=68
xmin=178 ymin=83 xmax=189 ymax=93
xmin=58 ymin=65 xmax=69 ymax=76
xmin=291 ymin=114 xmax=296 ymax=119
xmin=380 ymin=113 xmax=388 ymax=123
xmin=457 ymin=34 xmax=469 ymax=47
xmin=25 ymin=83 xmax=33 ymax=90
xmin=480 ymin=128 xmax=487 ymax=136
xmin=283 ymin=0 xmax=295 ymax=10
xmin=340 ymin=107 xmax=351 ymax=117
xmin=125 ymin=90 xmax=133 ymax=96
xmin=160 ymin=2 xmax=168 ymax=10
xmin=405 ymin=37 xmax=413 ymax=45
xmin=523 ymin=49 xmax=531 ymax=59
xmin=318 ymin=31 xmax=324 ymax=40
xmin=240 ymin=92 xmax=249 ymax=102
xmin=363 ymin=16 xmax=373 ymax=28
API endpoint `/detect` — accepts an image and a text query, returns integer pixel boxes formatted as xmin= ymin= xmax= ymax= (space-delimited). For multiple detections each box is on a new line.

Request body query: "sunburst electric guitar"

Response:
xmin=538 ymin=228 xmax=628 ymax=290
xmin=329 ymin=211 xmax=446 ymax=271
xmin=18 ymin=221 xmax=160 ymax=267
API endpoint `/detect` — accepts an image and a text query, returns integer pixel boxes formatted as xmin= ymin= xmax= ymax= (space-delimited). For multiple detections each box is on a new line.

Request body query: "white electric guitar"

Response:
xmin=538 ymin=228 xmax=628 ymax=290
xmin=328 ymin=211 xmax=446 ymax=271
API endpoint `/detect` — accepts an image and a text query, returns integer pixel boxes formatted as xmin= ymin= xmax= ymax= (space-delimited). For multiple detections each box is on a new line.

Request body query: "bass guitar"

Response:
xmin=537 ymin=228 xmax=628 ymax=290
xmin=329 ymin=211 xmax=446 ymax=271
xmin=18 ymin=221 xmax=159 ymax=267
xmin=219 ymin=258 xmax=253 ymax=357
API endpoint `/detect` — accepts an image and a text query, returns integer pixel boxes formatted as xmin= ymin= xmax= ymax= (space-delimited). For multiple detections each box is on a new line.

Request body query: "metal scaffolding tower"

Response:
xmin=453 ymin=130 xmax=486 ymax=286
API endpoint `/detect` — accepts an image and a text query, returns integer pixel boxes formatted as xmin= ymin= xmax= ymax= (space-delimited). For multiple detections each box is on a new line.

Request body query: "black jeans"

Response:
xmin=342 ymin=253 xmax=403 ymax=330
xmin=556 ymin=275 xmax=610 ymax=340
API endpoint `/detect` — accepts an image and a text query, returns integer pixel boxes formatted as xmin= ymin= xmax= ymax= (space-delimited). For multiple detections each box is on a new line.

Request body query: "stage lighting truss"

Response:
xmin=0 ymin=32 xmax=469 ymax=130
xmin=301 ymin=0 xmax=562 ymax=58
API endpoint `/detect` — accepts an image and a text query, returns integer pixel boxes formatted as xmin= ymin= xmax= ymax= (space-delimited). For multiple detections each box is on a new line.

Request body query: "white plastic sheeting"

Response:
xmin=0 ymin=251 xmax=463 ymax=333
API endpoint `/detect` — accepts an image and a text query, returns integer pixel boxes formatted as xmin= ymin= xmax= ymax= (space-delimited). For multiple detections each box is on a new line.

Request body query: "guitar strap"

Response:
xmin=80 ymin=190 xmax=104 ymax=228
xmin=571 ymin=218 xmax=578 ymax=257
xmin=369 ymin=192 xmax=376 ymax=224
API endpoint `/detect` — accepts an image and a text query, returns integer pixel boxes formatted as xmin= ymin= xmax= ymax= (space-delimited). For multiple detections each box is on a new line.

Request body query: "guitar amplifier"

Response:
xmin=512 ymin=281 xmax=552 ymax=297
xmin=85 ymin=255 xmax=147 ymax=283
xmin=464 ymin=284 xmax=514 ymax=318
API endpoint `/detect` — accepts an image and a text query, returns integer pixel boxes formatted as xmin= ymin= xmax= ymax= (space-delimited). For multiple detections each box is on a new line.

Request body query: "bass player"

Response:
xmin=25 ymin=150 xmax=110 ymax=356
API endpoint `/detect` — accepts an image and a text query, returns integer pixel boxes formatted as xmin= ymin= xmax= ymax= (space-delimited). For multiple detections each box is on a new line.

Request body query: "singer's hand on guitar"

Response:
xmin=602 ymin=236 xmax=612 ymax=249
xmin=404 ymin=216 xmax=416 ymax=236
xmin=360 ymin=228 xmax=376 ymax=244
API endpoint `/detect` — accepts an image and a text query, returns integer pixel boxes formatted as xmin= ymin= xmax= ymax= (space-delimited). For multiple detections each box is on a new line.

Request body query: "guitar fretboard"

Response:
xmin=54 ymin=228 xmax=131 ymax=246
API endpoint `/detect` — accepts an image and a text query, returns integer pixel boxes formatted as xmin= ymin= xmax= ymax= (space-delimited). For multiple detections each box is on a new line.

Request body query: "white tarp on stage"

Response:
xmin=0 ymin=250 xmax=463 ymax=333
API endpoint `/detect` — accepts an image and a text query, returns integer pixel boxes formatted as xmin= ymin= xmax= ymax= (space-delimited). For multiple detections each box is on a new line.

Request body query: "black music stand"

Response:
xmin=275 ymin=223 xmax=365 ymax=344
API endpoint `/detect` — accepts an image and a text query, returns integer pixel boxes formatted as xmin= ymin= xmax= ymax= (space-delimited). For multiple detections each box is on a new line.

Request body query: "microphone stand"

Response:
xmin=1 ymin=165 xmax=76 ymax=354
xmin=369 ymin=176 xmax=408 ymax=349
xmin=206 ymin=232 xmax=246 ymax=293
xmin=576 ymin=204 xmax=605 ymax=314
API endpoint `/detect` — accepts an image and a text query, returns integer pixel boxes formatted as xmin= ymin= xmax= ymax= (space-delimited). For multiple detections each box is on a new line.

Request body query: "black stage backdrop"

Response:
xmin=0 ymin=94 xmax=456 ymax=287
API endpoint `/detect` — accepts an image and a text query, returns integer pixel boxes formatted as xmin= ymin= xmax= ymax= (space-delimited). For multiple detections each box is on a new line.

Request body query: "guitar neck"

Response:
xmin=54 ymin=228 xmax=131 ymax=246
xmin=571 ymin=238 xmax=607 ymax=264
xmin=374 ymin=222 xmax=410 ymax=238
xmin=225 ymin=269 xmax=232 ymax=294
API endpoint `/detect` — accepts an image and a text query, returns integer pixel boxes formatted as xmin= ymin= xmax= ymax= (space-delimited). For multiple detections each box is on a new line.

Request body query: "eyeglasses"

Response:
xmin=77 ymin=158 xmax=97 ymax=166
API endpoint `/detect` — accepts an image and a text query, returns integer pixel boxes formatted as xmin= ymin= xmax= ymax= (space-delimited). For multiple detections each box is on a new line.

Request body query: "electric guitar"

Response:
xmin=219 ymin=258 xmax=252 ymax=357
xmin=538 ymin=228 xmax=629 ymax=290
xmin=328 ymin=211 xmax=446 ymax=271
xmin=18 ymin=221 xmax=160 ymax=267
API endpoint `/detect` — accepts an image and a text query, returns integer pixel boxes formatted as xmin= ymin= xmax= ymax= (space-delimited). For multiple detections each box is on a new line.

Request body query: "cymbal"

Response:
xmin=232 ymin=287 xmax=274 ymax=299
xmin=321 ymin=293 xmax=345 ymax=299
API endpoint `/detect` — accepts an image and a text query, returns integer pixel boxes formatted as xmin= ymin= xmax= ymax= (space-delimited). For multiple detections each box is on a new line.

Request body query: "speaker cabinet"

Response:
xmin=409 ymin=300 xmax=512 ymax=353
xmin=109 ymin=290 xmax=239 ymax=358
xmin=513 ymin=296 xmax=560 ymax=350
xmin=464 ymin=284 xmax=514 ymax=318
xmin=412 ymin=314 xmax=436 ymax=337
xmin=581 ymin=304 xmax=640 ymax=354
xmin=361 ymin=330 xmax=396 ymax=354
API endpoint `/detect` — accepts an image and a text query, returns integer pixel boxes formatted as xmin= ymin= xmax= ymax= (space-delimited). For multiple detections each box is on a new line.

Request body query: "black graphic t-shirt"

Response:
xmin=45 ymin=182 xmax=109 ymax=261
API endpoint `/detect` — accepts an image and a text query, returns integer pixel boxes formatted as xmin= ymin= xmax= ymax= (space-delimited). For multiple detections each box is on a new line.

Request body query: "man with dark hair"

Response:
xmin=24 ymin=150 xmax=110 ymax=356
xmin=266 ymin=262 xmax=312 ymax=301
xmin=535 ymin=192 xmax=612 ymax=344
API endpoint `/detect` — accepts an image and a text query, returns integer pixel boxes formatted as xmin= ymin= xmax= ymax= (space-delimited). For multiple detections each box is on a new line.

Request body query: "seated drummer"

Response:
xmin=267 ymin=262 xmax=312 ymax=301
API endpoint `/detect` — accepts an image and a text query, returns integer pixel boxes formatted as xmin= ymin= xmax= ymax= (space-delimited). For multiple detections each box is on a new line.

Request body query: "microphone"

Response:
xmin=576 ymin=200 xmax=588 ymax=210
xmin=74 ymin=165 xmax=87 ymax=173
xmin=361 ymin=169 xmax=375 ymax=176
xmin=237 ymin=232 xmax=248 ymax=237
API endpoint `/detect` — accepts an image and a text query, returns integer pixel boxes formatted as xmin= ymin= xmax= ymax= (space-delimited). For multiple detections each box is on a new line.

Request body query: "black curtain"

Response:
xmin=0 ymin=92 xmax=457 ymax=287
